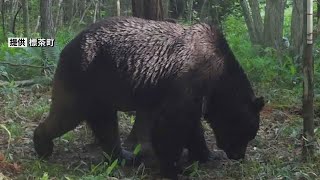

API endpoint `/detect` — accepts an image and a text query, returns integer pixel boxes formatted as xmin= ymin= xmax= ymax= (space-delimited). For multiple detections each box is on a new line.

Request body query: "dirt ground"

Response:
xmin=0 ymin=89 xmax=319 ymax=180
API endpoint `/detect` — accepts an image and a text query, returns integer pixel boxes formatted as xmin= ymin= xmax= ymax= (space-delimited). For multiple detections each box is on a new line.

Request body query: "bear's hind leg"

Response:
xmin=86 ymin=101 xmax=134 ymax=164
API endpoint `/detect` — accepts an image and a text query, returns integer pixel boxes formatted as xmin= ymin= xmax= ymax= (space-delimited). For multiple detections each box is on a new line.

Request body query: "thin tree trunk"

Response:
xmin=93 ymin=0 xmax=98 ymax=23
xmin=187 ymin=0 xmax=193 ymax=22
xmin=316 ymin=0 xmax=320 ymax=39
xmin=248 ymin=0 xmax=264 ymax=44
xmin=302 ymin=0 xmax=315 ymax=159
xmin=169 ymin=0 xmax=184 ymax=19
xmin=291 ymin=0 xmax=304 ymax=65
xmin=317 ymin=0 xmax=320 ymax=22
xmin=34 ymin=15 xmax=41 ymax=32
xmin=79 ymin=1 xmax=93 ymax=25
xmin=21 ymin=0 xmax=29 ymax=37
xmin=163 ymin=0 xmax=169 ymax=18
xmin=11 ymin=5 xmax=21 ymax=35
xmin=117 ymin=0 xmax=121 ymax=16
xmin=9 ymin=0 xmax=18 ymax=34
xmin=240 ymin=0 xmax=257 ymax=44
xmin=209 ymin=0 xmax=222 ymax=27
xmin=79 ymin=0 xmax=86 ymax=18
xmin=0 ymin=0 xmax=5 ymax=37
xmin=55 ymin=0 xmax=63 ymax=34
xmin=199 ymin=0 xmax=208 ymax=21
xmin=63 ymin=0 xmax=73 ymax=25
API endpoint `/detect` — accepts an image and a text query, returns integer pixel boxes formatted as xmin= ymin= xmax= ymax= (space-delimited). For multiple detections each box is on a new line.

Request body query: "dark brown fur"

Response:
xmin=33 ymin=17 xmax=264 ymax=179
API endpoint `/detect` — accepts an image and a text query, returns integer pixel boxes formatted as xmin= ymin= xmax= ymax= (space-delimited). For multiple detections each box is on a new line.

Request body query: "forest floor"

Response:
xmin=0 ymin=86 xmax=320 ymax=180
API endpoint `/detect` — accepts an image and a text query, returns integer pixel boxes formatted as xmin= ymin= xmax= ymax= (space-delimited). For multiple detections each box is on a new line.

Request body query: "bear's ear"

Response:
xmin=253 ymin=96 xmax=265 ymax=112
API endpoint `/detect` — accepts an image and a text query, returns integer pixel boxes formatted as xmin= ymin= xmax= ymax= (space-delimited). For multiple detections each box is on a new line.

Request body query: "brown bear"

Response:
xmin=33 ymin=17 xmax=264 ymax=179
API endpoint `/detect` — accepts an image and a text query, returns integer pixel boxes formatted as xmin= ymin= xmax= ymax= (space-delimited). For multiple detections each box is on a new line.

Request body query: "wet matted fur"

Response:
xmin=33 ymin=17 xmax=264 ymax=179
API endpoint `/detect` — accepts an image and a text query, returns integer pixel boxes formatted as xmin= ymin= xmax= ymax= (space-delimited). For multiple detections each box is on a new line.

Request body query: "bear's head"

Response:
xmin=207 ymin=96 xmax=265 ymax=160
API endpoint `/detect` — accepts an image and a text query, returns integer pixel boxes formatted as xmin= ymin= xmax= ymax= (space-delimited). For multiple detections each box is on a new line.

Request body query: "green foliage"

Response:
xmin=183 ymin=161 xmax=204 ymax=178
xmin=39 ymin=172 xmax=49 ymax=180
xmin=223 ymin=15 xmax=306 ymax=105
xmin=133 ymin=144 xmax=142 ymax=156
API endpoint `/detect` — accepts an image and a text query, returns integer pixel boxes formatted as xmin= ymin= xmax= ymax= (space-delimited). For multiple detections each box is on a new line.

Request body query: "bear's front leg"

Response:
xmin=151 ymin=110 xmax=191 ymax=180
xmin=33 ymin=81 xmax=83 ymax=158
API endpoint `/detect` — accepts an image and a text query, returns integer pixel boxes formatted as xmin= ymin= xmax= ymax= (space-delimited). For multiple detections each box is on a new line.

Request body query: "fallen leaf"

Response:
xmin=0 ymin=153 xmax=4 ymax=161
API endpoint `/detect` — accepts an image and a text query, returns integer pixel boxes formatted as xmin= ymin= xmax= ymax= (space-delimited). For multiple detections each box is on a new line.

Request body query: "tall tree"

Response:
xmin=263 ymin=0 xmax=287 ymax=49
xmin=40 ymin=0 xmax=54 ymax=75
xmin=144 ymin=0 xmax=163 ymax=20
xmin=132 ymin=0 xmax=163 ymax=20
xmin=21 ymin=0 xmax=29 ymax=37
xmin=169 ymin=0 xmax=184 ymax=19
xmin=54 ymin=0 xmax=64 ymax=31
xmin=187 ymin=0 xmax=193 ymax=22
xmin=291 ymin=0 xmax=304 ymax=64
xmin=62 ymin=0 xmax=74 ymax=25
xmin=9 ymin=0 xmax=21 ymax=35
xmin=163 ymin=0 xmax=169 ymax=18
xmin=316 ymin=0 xmax=320 ymax=39
xmin=302 ymin=0 xmax=315 ymax=159
xmin=240 ymin=0 xmax=257 ymax=44
xmin=132 ymin=0 xmax=144 ymax=18
xmin=248 ymin=0 xmax=264 ymax=44
xmin=117 ymin=0 xmax=121 ymax=16
xmin=40 ymin=0 xmax=54 ymax=38
xmin=0 ymin=0 xmax=5 ymax=37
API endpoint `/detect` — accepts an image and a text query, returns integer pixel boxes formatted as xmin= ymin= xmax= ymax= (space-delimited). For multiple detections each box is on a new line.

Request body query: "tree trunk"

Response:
xmin=9 ymin=0 xmax=18 ymax=34
xmin=93 ymin=0 xmax=98 ymax=23
xmin=132 ymin=0 xmax=163 ymax=20
xmin=169 ymin=0 xmax=184 ymax=19
xmin=263 ymin=0 xmax=287 ymax=49
xmin=79 ymin=0 xmax=86 ymax=19
xmin=163 ymin=0 xmax=169 ymax=18
xmin=40 ymin=0 xmax=54 ymax=75
xmin=55 ymin=0 xmax=63 ymax=34
xmin=34 ymin=15 xmax=41 ymax=32
xmin=10 ymin=1 xmax=21 ymax=35
xmin=209 ymin=0 xmax=222 ymax=27
xmin=317 ymin=0 xmax=320 ymax=21
xmin=316 ymin=0 xmax=320 ymax=39
xmin=63 ymin=0 xmax=73 ymax=24
xmin=144 ymin=0 xmax=163 ymax=20
xmin=248 ymin=0 xmax=264 ymax=44
xmin=187 ymin=0 xmax=193 ymax=22
xmin=40 ymin=0 xmax=54 ymax=38
xmin=291 ymin=0 xmax=304 ymax=65
xmin=132 ymin=0 xmax=144 ymax=18
xmin=302 ymin=0 xmax=315 ymax=160
xmin=21 ymin=0 xmax=29 ymax=37
xmin=117 ymin=0 xmax=121 ymax=16
xmin=199 ymin=0 xmax=208 ymax=21
xmin=0 ymin=0 xmax=5 ymax=37
xmin=240 ymin=0 xmax=257 ymax=44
